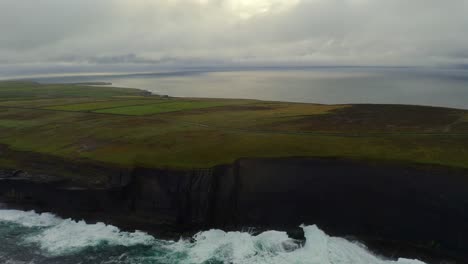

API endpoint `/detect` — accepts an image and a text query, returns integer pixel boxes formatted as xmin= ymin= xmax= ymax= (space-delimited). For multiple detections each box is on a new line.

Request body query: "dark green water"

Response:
xmin=0 ymin=209 xmax=426 ymax=264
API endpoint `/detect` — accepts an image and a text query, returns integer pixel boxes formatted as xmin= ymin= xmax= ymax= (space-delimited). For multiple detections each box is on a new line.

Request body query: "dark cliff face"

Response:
xmin=1 ymin=158 xmax=468 ymax=262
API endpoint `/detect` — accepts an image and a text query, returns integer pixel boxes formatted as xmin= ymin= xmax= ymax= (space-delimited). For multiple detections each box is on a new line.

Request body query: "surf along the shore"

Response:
xmin=0 ymin=209 xmax=425 ymax=264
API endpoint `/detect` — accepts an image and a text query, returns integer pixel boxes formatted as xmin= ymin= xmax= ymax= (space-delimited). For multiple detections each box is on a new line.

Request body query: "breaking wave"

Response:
xmin=0 ymin=209 xmax=426 ymax=264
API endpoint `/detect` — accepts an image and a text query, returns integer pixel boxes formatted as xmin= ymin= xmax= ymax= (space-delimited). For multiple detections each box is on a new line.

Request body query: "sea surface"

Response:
xmin=0 ymin=209 xmax=425 ymax=264
xmin=30 ymin=67 xmax=468 ymax=109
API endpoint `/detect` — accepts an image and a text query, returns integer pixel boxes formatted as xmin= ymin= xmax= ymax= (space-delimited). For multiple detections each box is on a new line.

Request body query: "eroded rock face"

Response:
xmin=1 ymin=158 xmax=468 ymax=262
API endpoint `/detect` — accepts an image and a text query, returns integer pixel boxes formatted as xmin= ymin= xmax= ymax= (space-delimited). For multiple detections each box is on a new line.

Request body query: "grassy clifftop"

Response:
xmin=1 ymin=81 xmax=467 ymax=180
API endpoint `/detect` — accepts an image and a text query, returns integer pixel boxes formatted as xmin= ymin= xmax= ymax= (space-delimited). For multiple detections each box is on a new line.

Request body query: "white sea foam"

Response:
xmin=167 ymin=225 xmax=427 ymax=264
xmin=0 ymin=209 xmax=60 ymax=227
xmin=25 ymin=220 xmax=155 ymax=255
xmin=0 ymin=209 xmax=427 ymax=263
xmin=0 ymin=209 xmax=154 ymax=256
xmin=178 ymin=229 xmax=299 ymax=263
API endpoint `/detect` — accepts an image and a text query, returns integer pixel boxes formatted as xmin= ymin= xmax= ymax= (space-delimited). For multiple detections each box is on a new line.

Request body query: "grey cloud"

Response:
xmin=86 ymin=54 xmax=161 ymax=64
xmin=1 ymin=0 xmax=468 ymax=77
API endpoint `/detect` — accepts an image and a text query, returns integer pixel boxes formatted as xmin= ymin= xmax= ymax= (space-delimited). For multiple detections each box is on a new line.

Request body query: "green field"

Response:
xmin=0 ymin=97 xmax=110 ymax=108
xmin=94 ymin=99 xmax=252 ymax=115
xmin=1 ymin=81 xmax=468 ymax=184
xmin=45 ymin=99 xmax=164 ymax=112
xmin=0 ymin=81 xmax=145 ymax=99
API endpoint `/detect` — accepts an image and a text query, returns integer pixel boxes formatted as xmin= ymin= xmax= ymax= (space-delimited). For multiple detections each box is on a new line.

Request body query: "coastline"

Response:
xmin=1 ymin=81 xmax=468 ymax=262
xmin=2 ymin=157 xmax=468 ymax=263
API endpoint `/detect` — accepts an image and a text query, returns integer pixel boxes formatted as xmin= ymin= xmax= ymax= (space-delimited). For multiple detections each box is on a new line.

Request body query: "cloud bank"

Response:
xmin=1 ymin=0 xmax=468 ymax=77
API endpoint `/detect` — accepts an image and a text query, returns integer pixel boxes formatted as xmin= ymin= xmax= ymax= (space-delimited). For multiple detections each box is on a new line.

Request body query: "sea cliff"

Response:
xmin=1 ymin=157 xmax=468 ymax=263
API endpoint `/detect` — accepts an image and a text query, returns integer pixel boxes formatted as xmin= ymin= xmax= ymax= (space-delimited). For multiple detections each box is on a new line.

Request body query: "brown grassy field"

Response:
xmin=1 ymin=81 xmax=467 ymax=183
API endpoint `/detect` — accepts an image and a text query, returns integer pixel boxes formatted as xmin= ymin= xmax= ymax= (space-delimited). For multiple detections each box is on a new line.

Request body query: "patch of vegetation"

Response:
xmin=45 ymin=98 xmax=163 ymax=112
xmin=462 ymin=114 xmax=468 ymax=122
xmin=94 ymin=99 xmax=251 ymax=115
xmin=161 ymin=102 xmax=349 ymax=130
xmin=0 ymin=97 xmax=107 ymax=108
xmin=270 ymin=104 xmax=465 ymax=133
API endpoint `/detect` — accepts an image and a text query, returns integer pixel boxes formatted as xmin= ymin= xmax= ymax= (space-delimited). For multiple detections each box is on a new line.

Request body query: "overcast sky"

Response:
xmin=1 ymin=0 xmax=468 ymax=77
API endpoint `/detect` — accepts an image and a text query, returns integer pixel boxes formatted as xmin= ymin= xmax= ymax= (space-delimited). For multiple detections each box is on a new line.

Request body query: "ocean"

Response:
xmin=30 ymin=67 xmax=468 ymax=110
xmin=0 ymin=209 xmax=425 ymax=264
